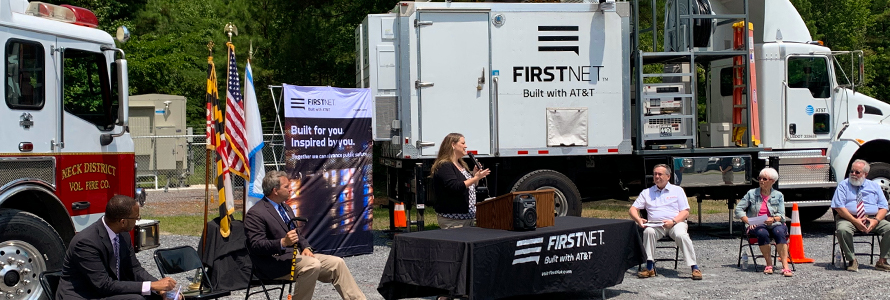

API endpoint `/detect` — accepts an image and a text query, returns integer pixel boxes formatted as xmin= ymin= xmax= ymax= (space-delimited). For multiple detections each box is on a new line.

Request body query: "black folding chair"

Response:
xmin=39 ymin=271 xmax=62 ymax=300
xmin=243 ymin=246 xmax=292 ymax=300
xmin=154 ymin=246 xmax=231 ymax=299
xmin=737 ymin=223 xmax=796 ymax=272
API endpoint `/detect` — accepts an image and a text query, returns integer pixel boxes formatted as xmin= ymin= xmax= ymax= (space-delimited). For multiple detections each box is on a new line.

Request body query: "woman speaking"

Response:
xmin=430 ymin=133 xmax=491 ymax=229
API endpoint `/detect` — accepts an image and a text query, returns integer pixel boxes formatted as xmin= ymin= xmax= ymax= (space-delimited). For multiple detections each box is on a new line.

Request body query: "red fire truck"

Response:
xmin=0 ymin=1 xmax=154 ymax=298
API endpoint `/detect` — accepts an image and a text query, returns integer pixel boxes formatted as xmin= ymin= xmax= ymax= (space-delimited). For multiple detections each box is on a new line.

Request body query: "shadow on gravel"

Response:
xmin=501 ymin=288 xmax=638 ymax=300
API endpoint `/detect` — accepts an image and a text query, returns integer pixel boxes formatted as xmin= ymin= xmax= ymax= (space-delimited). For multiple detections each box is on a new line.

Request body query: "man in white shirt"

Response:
xmin=629 ymin=164 xmax=702 ymax=280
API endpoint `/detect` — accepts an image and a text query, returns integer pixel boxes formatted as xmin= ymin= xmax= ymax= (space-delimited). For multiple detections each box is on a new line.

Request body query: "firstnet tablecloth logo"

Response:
xmin=512 ymin=229 xmax=606 ymax=266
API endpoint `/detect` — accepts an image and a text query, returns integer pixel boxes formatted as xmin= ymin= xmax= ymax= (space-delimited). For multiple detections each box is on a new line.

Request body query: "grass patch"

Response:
xmin=581 ymin=197 xmax=729 ymax=219
xmin=373 ymin=206 xmax=440 ymax=231
xmin=145 ymin=212 xmax=243 ymax=236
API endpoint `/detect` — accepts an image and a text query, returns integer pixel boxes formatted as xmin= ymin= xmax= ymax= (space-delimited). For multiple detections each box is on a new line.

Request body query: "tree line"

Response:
xmin=43 ymin=0 xmax=889 ymax=130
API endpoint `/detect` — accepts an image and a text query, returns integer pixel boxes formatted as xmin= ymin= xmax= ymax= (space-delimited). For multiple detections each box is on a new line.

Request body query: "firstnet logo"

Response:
xmin=538 ymin=26 xmax=579 ymax=55
xmin=290 ymin=98 xmax=335 ymax=111
xmin=512 ymin=237 xmax=544 ymax=265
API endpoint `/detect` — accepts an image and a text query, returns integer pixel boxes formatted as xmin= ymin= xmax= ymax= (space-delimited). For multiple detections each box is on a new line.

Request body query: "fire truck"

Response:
xmin=356 ymin=0 xmax=890 ymax=228
xmin=0 ymin=1 xmax=152 ymax=298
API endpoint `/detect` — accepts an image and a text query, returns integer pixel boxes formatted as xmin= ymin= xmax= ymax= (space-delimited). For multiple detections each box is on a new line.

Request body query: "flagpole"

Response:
xmin=202 ymin=40 xmax=214 ymax=257
xmin=244 ymin=42 xmax=254 ymax=217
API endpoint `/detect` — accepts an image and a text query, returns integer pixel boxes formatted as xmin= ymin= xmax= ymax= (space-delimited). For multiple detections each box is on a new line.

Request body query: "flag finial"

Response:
xmin=224 ymin=23 xmax=238 ymax=42
xmin=207 ymin=40 xmax=214 ymax=55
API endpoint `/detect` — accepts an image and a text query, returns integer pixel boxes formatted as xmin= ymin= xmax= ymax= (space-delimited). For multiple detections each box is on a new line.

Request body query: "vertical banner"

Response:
xmin=283 ymin=84 xmax=373 ymax=256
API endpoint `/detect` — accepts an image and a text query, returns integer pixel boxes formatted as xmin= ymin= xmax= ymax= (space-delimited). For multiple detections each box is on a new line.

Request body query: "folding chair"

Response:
xmin=737 ymin=224 xmax=796 ymax=272
xmin=831 ymin=212 xmax=882 ymax=266
xmin=39 ymin=271 xmax=62 ymax=300
xmin=154 ymin=246 xmax=231 ymax=299
xmin=243 ymin=246 xmax=292 ymax=300
xmin=637 ymin=210 xmax=680 ymax=271
xmin=637 ymin=235 xmax=680 ymax=271
xmin=832 ymin=231 xmax=882 ymax=265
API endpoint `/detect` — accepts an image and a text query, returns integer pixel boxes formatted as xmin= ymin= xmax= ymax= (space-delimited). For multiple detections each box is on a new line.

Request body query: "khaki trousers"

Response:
xmin=642 ymin=221 xmax=698 ymax=267
xmin=275 ymin=253 xmax=366 ymax=300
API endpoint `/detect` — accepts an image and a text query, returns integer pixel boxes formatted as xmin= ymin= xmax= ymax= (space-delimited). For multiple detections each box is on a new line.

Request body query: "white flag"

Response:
xmin=244 ymin=61 xmax=266 ymax=212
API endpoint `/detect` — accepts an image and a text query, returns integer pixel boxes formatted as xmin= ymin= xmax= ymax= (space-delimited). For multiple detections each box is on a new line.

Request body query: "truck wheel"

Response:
xmin=796 ymin=206 xmax=829 ymax=223
xmin=868 ymin=162 xmax=890 ymax=201
xmin=0 ymin=209 xmax=66 ymax=300
xmin=512 ymin=170 xmax=582 ymax=217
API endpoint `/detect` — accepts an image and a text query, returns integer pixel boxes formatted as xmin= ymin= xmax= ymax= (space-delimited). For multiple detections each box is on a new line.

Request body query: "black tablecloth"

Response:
xmin=378 ymin=217 xmax=644 ymax=300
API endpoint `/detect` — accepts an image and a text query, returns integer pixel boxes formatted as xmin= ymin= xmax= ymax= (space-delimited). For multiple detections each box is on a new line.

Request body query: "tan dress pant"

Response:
xmin=275 ymin=253 xmax=366 ymax=300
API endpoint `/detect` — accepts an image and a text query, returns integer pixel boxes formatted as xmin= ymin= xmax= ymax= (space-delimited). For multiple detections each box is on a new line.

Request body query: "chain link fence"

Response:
xmin=133 ymin=134 xmax=287 ymax=204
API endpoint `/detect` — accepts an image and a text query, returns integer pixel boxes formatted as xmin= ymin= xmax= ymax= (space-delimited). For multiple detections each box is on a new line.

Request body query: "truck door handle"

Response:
xmin=72 ymin=201 xmax=90 ymax=210
xmin=415 ymin=81 xmax=434 ymax=89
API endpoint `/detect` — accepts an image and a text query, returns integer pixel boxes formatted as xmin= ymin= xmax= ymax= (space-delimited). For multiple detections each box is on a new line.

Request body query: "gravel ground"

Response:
xmin=135 ymin=191 xmax=890 ymax=299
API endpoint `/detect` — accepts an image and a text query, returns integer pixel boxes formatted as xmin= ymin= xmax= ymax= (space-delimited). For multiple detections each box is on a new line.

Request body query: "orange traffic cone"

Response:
xmin=788 ymin=203 xmax=815 ymax=263
xmin=393 ymin=202 xmax=407 ymax=228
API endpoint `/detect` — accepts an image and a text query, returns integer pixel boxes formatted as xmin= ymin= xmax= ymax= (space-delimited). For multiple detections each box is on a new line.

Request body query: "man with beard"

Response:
xmin=831 ymin=159 xmax=890 ymax=272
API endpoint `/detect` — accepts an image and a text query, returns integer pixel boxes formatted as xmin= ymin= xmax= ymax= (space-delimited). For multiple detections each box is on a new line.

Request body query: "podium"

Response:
xmin=475 ymin=189 xmax=555 ymax=230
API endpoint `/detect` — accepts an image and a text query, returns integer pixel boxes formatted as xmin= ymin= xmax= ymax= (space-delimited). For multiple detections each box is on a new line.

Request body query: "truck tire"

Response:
xmin=511 ymin=170 xmax=582 ymax=217
xmin=868 ymin=162 xmax=890 ymax=201
xmin=0 ymin=209 xmax=66 ymax=300
xmin=796 ymin=206 xmax=829 ymax=223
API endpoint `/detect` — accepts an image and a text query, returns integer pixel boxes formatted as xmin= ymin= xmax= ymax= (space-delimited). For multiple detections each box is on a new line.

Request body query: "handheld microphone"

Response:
xmin=467 ymin=152 xmax=483 ymax=169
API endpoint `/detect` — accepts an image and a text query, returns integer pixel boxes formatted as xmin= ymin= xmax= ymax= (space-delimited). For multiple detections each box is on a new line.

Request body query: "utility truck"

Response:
xmin=0 ymin=1 xmax=153 ymax=298
xmin=355 ymin=0 xmax=890 ymax=228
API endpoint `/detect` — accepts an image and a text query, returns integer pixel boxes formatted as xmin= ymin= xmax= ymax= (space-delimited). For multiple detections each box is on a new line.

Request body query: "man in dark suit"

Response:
xmin=56 ymin=195 xmax=178 ymax=300
xmin=244 ymin=171 xmax=366 ymax=300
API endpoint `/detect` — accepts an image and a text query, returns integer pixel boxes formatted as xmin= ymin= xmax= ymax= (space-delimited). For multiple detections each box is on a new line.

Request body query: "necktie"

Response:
xmin=112 ymin=234 xmax=120 ymax=278
xmin=856 ymin=187 xmax=866 ymax=225
xmin=277 ymin=204 xmax=295 ymax=230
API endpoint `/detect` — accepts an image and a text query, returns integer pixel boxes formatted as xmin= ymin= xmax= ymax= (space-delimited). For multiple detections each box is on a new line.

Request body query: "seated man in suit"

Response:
xmin=56 ymin=195 xmax=178 ymax=300
xmin=244 ymin=171 xmax=366 ymax=300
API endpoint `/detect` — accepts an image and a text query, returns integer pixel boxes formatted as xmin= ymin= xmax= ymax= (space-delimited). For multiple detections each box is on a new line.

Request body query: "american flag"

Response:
xmin=225 ymin=42 xmax=249 ymax=178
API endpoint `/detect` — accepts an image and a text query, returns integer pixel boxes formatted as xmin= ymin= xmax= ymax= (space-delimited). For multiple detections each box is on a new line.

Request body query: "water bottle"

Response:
xmin=835 ymin=251 xmax=844 ymax=268
xmin=741 ymin=253 xmax=749 ymax=269
xmin=165 ymin=284 xmax=182 ymax=300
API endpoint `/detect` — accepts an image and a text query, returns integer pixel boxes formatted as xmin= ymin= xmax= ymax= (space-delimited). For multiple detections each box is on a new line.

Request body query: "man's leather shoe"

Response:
xmin=875 ymin=261 xmax=890 ymax=272
xmin=847 ymin=259 xmax=859 ymax=272
xmin=691 ymin=269 xmax=703 ymax=280
xmin=637 ymin=268 xmax=656 ymax=278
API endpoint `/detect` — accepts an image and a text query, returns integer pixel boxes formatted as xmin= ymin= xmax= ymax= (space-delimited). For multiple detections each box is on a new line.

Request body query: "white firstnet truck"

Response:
xmin=356 ymin=0 xmax=890 ymax=226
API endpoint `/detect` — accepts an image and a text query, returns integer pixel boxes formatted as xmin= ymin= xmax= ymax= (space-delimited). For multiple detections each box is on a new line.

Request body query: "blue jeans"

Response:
xmin=749 ymin=224 xmax=788 ymax=246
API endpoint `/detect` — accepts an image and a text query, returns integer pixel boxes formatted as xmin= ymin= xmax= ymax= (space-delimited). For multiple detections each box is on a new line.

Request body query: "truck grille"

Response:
xmin=0 ymin=157 xmax=55 ymax=189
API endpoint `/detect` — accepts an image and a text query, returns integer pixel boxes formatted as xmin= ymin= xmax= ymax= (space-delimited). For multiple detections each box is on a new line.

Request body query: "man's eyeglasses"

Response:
xmin=122 ymin=216 xmax=141 ymax=221
xmin=850 ymin=170 xmax=864 ymax=175
xmin=758 ymin=177 xmax=773 ymax=181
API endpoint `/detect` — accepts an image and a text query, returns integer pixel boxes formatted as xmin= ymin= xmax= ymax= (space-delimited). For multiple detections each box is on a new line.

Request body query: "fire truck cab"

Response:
xmin=0 ymin=1 xmax=151 ymax=298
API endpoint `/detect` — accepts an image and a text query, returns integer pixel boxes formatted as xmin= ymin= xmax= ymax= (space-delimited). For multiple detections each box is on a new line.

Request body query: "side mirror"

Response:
xmin=116 ymin=58 xmax=129 ymax=127
xmin=100 ymin=48 xmax=129 ymax=146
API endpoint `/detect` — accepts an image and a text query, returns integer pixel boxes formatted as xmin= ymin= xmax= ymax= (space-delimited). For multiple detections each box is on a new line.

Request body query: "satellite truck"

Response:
xmin=354 ymin=0 xmax=890 ymax=229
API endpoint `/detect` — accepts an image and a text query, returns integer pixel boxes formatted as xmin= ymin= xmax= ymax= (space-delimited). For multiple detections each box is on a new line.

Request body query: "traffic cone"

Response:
xmin=788 ymin=203 xmax=815 ymax=263
xmin=393 ymin=202 xmax=407 ymax=228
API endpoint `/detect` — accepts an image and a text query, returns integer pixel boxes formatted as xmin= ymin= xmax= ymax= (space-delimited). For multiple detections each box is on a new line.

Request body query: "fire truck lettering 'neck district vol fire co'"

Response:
xmin=358 ymin=0 xmax=890 ymax=229
xmin=0 ymin=1 xmax=154 ymax=299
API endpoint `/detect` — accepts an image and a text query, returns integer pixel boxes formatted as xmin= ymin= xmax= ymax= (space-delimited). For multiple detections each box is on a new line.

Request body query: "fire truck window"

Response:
xmin=787 ymin=56 xmax=831 ymax=99
xmin=5 ymin=40 xmax=45 ymax=109
xmin=813 ymin=113 xmax=830 ymax=134
xmin=63 ymin=49 xmax=115 ymax=131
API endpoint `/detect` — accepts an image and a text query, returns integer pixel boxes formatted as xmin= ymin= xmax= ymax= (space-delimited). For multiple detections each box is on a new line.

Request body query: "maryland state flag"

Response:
xmin=206 ymin=53 xmax=235 ymax=237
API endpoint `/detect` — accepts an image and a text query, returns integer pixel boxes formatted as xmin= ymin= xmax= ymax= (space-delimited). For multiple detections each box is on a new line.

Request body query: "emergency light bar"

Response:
xmin=25 ymin=2 xmax=99 ymax=28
